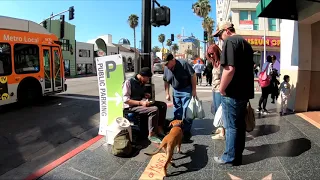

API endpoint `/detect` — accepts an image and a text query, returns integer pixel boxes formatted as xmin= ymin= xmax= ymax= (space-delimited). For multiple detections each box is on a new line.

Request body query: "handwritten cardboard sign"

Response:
xmin=139 ymin=153 xmax=167 ymax=180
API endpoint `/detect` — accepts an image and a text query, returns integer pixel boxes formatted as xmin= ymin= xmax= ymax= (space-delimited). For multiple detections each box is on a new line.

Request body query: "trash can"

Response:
xmin=105 ymin=117 xmax=132 ymax=145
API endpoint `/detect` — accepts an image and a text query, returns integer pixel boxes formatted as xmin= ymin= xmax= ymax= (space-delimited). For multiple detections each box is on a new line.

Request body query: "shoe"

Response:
xmin=148 ymin=136 xmax=162 ymax=144
xmin=256 ymin=108 xmax=262 ymax=113
xmin=262 ymin=109 xmax=269 ymax=115
xmin=212 ymin=134 xmax=225 ymax=140
xmin=213 ymin=157 xmax=232 ymax=166
xmin=271 ymin=101 xmax=275 ymax=104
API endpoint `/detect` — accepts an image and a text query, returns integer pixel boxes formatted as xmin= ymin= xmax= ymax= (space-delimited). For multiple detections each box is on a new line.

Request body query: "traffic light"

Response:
xmin=204 ymin=31 xmax=208 ymax=41
xmin=69 ymin=6 xmax=75 ymax=20
xmin=151 ymin=6 xmax=170 ymax=27
xmin=60 ymin=15 xmax=65 ymax=39
xmin=43 ymin=20 xmax=47 ymax=29
xmin=171 ymin=34 xmax=174 ymax=41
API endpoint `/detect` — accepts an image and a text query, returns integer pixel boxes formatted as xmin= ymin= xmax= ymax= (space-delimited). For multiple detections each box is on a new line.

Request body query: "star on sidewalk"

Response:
xmin=228 ymin=173 xmax=273 ymax=180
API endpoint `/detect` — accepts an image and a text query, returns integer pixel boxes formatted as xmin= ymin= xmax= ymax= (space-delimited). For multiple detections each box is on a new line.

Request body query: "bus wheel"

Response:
xmin=18 ymin=80 xmax=42 ymax=106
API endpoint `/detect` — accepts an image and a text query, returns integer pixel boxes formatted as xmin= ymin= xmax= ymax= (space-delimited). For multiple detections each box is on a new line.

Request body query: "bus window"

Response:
xmin=14 ymin=44 xmax=40 ymax=74
xmin=0 ymin=43 xmax=12 ymax=76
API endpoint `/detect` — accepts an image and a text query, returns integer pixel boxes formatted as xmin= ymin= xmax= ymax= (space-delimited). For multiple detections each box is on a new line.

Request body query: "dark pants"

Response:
xmin=221 ymin=96 xmax=247 ymax=163
xmin=129 ymin=101 xmax=167 ymax=133
xmin=173 ymin=86 xmax=192 ymax=133
xmin=196 ymin=73 xmax=202 ymax=84
xmin=258 ymin=85 xmax=270 ymax=110
xmin=206 ymin=74 xmax=212 ymax=85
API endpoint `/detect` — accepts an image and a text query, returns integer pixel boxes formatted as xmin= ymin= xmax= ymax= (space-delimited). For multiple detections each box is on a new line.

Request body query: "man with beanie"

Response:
xmin=122 ymin=67 xmax=167 ymax=144
xmin=163 ymin=53 xmax=197 ymax=142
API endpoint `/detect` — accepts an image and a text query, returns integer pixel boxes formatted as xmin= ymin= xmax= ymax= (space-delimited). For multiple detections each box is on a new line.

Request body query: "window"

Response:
xmin=0 ymin=43 xmax=12 ymax=76
xmin=79 ymin=49 xmax=91 ymax=57
xmin=268 ymin=18 xmax=277 ymax=31
xmin=60 ymin=39 xmax=70 ymax=51
xmin=53 ymin=49 xmax=61 ymax=86
xmin=239 ymin=10 xmax=249 ymax=20
xmin=251 ymin=11 xmax=259 ymax=30
xmin=14 ymin=44 xmax=40 ymax=74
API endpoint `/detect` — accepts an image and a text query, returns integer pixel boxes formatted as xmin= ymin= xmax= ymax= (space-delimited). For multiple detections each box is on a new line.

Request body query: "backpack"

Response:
xmin=245 ymin=101 xmax=255 ymax=132
xmin=258 ymin=63 xmax=271 ymax=88
xmin=112 ymin=129 xmax=132 ymax=157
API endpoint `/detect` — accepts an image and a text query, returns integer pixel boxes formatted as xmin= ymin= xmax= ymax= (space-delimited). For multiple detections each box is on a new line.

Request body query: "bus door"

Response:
xmin=52 ymin=47 xmax=63 ymax=92
xmin=42 ymin=46 xmax=53 ymax=93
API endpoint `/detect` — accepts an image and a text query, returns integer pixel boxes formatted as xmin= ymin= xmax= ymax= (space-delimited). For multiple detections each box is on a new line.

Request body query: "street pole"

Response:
xmin=49 ymin=12 xmax=53 ymax=33
xmin=263 ymin=18 xmax=266 ymax=64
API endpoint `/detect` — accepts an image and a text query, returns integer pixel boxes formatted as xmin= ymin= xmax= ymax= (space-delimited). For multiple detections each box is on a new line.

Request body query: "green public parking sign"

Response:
xmin=96 ymin=54 xmax=125 ymax=135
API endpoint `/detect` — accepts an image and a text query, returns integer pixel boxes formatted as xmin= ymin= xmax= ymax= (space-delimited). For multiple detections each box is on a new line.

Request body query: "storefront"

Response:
xmin=243 ymin=35 xmax=280 ymax=71
xmin=256 ymin=0 xmax=320 ymax=111
xmin=75 ymin=41 xmax=95 ymax=75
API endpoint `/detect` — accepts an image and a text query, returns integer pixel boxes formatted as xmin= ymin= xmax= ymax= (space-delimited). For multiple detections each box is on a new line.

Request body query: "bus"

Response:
xmin=0 ymin=16 xmax=67 ymax=106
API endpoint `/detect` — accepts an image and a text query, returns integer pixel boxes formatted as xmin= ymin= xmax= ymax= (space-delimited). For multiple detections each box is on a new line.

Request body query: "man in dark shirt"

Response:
xmin=213 ymin=21 xmax=254 ymax=166
xmin=163 ymin=53 xmax=197 ymax=141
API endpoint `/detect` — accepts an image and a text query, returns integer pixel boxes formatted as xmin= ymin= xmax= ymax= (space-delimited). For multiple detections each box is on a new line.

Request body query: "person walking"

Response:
xmin=212 ymin=21 xmax=254 ymax=166
xmin=203 ymin=62 xmax=213 ymax=86
xmin=257 ymin=55 xmax=275 ymax=114
xmin=163 ymin=53 xmax=197 ymax=142
xmin=206 ymin=44 xmax=225 ymax=140
xmin=193 ymin=60 xmax=205 ymax=85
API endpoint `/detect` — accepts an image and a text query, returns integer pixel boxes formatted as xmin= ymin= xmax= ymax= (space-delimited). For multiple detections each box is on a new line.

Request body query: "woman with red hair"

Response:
xmin=207 ymin=44 xmax=225 ymax=140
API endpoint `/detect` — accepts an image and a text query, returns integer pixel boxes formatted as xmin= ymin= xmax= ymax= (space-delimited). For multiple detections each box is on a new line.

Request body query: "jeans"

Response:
xmin=221 ymin=96 xmax=248 ymax=163
xmin=213 ymin=92 xmax=222 ymax=113
xmin=173 ymin=86 xmax=192 ymax=133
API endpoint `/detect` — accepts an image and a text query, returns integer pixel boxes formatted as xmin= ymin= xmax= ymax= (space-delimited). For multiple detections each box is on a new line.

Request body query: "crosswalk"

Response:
xmin=196 ymin=85 xmax=212 ymax=93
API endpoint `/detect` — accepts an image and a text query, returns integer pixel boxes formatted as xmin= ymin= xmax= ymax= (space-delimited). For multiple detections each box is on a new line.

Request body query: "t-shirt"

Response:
xmin=220 ymin=35 xmax=254 ymax=100
xmin=163 ymin=59 xmax=195 ymax=90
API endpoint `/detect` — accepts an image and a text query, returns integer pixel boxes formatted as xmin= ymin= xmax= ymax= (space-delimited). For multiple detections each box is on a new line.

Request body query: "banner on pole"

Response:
xmin=95 ymin=54 xmax=125 ymax=135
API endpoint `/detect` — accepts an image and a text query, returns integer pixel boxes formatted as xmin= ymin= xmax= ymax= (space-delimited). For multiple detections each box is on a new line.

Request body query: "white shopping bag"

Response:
xmin=195 ymin=97 xmax=205 ymax=119
xmin=213 ymin=105 xmax=223 ymax=127
xmin=186 ymin=96 xmax=196 ymax=119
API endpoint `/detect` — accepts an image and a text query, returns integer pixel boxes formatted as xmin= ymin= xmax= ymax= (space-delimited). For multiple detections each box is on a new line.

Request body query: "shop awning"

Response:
xmin=256 ymin=0 xmax=298 ymax=20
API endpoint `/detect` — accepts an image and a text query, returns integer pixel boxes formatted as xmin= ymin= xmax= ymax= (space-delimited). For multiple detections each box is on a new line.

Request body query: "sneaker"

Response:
xmin=256 ymin=108 xmax=262 ymax=113
xmin=148 ymin=136 xmax=162 ymax=144
xmin=212 ymin=134 xmax=225 ymax=140
xmin=262 ymin=109 xmax=269 ymax=115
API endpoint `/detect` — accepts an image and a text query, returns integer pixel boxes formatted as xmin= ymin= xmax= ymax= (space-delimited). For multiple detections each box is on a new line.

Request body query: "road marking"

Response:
xmin=54 ymin=95 xmax=99 ymax=101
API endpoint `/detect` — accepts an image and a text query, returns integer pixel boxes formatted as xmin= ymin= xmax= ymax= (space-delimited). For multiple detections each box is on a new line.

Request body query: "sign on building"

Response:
xmin=95 ymin=54 xmax=125 ymax=135
xmin=239 ymin=20 xmax=253 ymax=30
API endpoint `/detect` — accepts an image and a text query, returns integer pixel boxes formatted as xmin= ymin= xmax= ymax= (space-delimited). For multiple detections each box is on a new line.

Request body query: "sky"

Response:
xmin=0 ymin=0 xmax=216 ymax=48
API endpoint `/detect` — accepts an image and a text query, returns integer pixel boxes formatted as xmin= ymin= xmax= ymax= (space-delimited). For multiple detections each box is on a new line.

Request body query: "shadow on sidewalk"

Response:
xmin=243 ymin=138 xmax=311 ymax=165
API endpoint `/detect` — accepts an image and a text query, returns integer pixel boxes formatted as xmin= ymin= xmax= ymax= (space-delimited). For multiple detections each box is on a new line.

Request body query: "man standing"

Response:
xmin=123 ymin=67 xmax=167 ymax=144
xmin=163 ymin=53 xmax=197 ymax=141
xmin=212 ymin=21 xmax=254 ymax=165
xmin=193 ymin=60 xmax=205 ymax=86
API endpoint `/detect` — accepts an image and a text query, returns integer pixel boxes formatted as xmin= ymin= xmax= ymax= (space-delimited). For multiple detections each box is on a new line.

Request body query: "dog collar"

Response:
xmin=172 ymin=124 xmax=182 ymax=128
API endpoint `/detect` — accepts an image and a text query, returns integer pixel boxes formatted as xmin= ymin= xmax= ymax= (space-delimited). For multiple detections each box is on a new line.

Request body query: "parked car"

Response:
xmin=153 ymin=61 xmax=166 ymax=74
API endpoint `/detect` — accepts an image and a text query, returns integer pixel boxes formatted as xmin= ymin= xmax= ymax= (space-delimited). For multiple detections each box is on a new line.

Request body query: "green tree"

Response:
xmin=185 ymin=49 xmax=194 ymax=59
xmin=158 ymin=34 xmax=165 ymax=50
xmin=166 ymin=39 xmax=172 ymax=52
xmin=128 ymin=14 xmax=139 ymax=60
xmin=171 ymin=44 xmax=179 ymax=55
xmin=152 ymin=46 xmax=160 ymax=53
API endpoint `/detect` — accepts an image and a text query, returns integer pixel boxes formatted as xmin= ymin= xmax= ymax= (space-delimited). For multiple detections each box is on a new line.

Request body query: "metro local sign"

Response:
xmin=243 ymin=36 xmax=280 ymax=47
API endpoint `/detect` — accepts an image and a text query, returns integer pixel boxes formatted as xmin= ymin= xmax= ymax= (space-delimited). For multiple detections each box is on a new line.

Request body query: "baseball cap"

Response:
xmin=213 ymin=21 xmax=234 ymax=37
xmin=163 ymin=53 xmax=174 ymax=65
xmin=139 ymin=67 xmax=153 ymax=77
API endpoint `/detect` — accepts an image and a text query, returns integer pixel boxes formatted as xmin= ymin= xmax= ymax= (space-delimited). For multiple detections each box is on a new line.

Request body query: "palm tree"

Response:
xmin=158 ymin=34 xmax=165 ymax=51
xmin=192 ymin=0 xmax=211 ymax=18
xmin=202 ymin=16 xmax=215 ymax=44
xmin=152 ymin=46 xmax=160 ymax=53
xmin=128 ymin=14 xmax=139 ymax=61
xmin=166 ymin=39 xmax=172 ymax=52
xmin=172 ymin=44 xmax=179 ymax=55
xmin=185 ymin=49 xmax=194 ymax=59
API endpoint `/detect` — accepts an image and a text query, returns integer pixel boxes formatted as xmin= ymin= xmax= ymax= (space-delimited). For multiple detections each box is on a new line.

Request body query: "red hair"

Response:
xmin=206 ymin=44 xmax=221 ymax=68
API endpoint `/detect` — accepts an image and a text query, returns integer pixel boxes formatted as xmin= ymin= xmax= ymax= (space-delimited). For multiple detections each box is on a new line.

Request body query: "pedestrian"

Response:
xmin=212 ymin=21 xmax=254 ymax=166
xmin=270 ymin=55 xmax=280 ymax=103
xmin=193 ymin=60 xmax=205 ymax=86
xmin=257 ymin=55 xmax=274 ymax=114
xmin=279 ymin=75 xmax=291 ymax=115
xmin=206 ymin=44 xmax=225 ymax=140
xmin=163 ymin=53 xmax=197 ymax=142
xmin=203 ymin=62 xmax=213 ymax=86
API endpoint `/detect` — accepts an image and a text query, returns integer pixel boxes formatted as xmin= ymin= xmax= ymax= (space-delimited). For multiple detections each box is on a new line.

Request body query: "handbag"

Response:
xmin=245 ymin=101 xmax=255 ymax=132
xmin=258 ymin=63 xmax=271 ymax=88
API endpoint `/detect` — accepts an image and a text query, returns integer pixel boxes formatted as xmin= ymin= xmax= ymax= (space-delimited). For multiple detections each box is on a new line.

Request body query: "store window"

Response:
xmin=251 ymin=11 xmax=259 ymax=30
xmin=79 ymin=49 xmax=91 ymax=57
xmin=60 ymin=39 xmax=70 ymax=51
xmin=14 ymin=44 xmax=40 ymax=74
xmin=0 ymin=43 xmax=12 ymax=76
xmin=64 ymin=59 xmax=70 ymax=76
xmin=239 ymin=10 xmax=249 ymax=21
xmin=268 ymin=18 xmax=277 ymax=31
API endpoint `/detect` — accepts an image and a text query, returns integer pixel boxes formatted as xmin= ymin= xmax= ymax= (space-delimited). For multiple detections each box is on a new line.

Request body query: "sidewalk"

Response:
xmin=22 ymin=97 xmax=320 ymax=180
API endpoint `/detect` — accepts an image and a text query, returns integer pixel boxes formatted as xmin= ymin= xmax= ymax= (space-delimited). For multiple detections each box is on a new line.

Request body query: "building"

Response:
xmin=178 ymin=38 xmax=200 ymax=59
xmin=216 ymin=0 xmax=224 ymax=23
xmin=219 ymin=0 xmax=281 ymax=70
xmin=47 ymin=19 xmax=76 ymax=77
xmin=115 ymin=38 xmax=137 ymax=72
xmin=256 ymin=0 xmax=320 ymax=111
xmin=75 ymin=42 xmax=95 ymax=75
xmin=87 ymin=34 xmax=119 ymax=57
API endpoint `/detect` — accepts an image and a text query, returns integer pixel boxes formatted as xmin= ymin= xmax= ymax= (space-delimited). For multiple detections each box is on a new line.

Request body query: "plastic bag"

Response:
xmin=213 ymin=105 xmax=223 ymax=127
xmin=186 ymin=96 xmax=196 ymax=119
xmin=194 ymin=97 xmax=205 ymax=119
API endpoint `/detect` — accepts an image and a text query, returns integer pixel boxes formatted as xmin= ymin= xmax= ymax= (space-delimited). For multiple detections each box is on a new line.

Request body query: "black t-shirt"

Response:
xmin=220 ymin=35 xmax=254 ymax=100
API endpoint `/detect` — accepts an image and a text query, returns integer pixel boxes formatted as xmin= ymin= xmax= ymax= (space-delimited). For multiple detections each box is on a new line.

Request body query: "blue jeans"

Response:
xmin=213 ymin=92 xmax=222 ymax=113
xmin=221 ymin=96 xmax=248 ymax=163
xmin=173 ymin=86 xmax=192 ymax=133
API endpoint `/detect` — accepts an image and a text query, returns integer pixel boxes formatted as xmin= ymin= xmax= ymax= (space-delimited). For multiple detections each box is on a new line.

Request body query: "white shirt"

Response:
xmin=279 ymin=81 xmax=290 ymax=96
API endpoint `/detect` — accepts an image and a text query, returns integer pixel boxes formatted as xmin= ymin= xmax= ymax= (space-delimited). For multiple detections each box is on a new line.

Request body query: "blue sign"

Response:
xmin=183 ymin=38 xmax=195 ymax=43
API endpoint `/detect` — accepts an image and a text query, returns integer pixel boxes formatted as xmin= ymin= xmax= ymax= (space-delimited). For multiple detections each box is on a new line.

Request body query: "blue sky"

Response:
xmin=0 ymin=0 xmax=216 ymax=48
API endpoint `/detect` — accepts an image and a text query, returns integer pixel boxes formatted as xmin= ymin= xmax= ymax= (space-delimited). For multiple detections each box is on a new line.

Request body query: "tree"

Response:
xmin=166 ymin=39 xmax=172 ymax=52
xmin=127 ymin=14 xmax=139 ymax=61
xmin=192 ymin=0 xmax=211 ymax=18
xmin=185 ymin=49 xmax=194 ymax=59
xmin=171 ymin=44 xmax=179 ymax=55
xmin=158 ymin=34 xmax=165 ymax=50
xmin=152 ymin=46 xmax=160 ymax=53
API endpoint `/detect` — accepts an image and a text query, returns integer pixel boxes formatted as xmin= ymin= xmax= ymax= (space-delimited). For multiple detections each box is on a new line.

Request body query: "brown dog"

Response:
xmin=144 ymin=120 xmax=183 ymax=176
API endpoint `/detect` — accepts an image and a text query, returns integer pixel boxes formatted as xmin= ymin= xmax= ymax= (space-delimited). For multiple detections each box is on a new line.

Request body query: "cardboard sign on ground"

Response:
xmin=139 ymin=153 xmax=167 ymax=180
